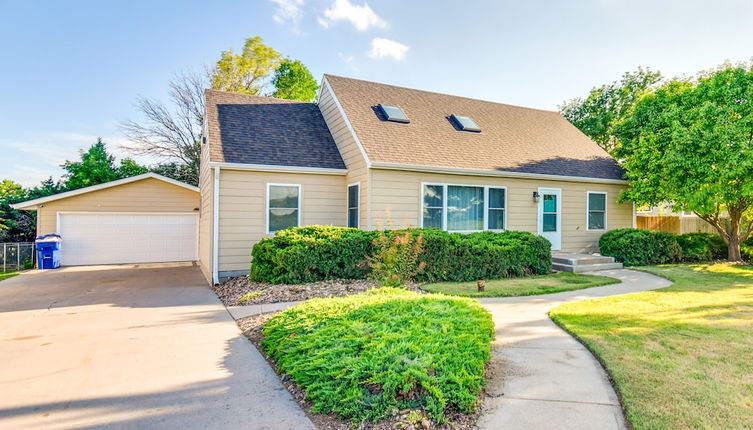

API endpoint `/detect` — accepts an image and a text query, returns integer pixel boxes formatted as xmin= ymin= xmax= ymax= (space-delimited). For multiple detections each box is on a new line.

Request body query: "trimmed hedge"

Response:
xmin=599 ymin=228 xmax=682 ymax=266
xmin=600 ymin=228 xmax=730 ymax=265
xmin=250 ymin=226 xmax=552 ymax=284
xmin=250 ymin=226 xmax=378 ymax=284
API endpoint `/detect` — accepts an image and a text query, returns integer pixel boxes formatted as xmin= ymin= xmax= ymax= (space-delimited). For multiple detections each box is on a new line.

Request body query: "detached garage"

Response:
xmin=12 ymin=173 xmax=200 ymax=266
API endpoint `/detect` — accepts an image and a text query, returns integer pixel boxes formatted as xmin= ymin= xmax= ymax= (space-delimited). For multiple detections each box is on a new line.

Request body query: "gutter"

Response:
xmin=370 ymin=162 xmax=629 ymax=185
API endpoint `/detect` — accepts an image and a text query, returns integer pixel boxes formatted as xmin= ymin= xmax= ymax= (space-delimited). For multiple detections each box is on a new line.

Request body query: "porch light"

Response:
xmin=532 ymin=191 xmax=540 ymax=202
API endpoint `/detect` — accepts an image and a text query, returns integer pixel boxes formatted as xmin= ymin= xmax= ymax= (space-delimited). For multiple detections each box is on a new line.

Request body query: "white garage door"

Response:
xmin=58 ymin=212 xmax=198 ymax=266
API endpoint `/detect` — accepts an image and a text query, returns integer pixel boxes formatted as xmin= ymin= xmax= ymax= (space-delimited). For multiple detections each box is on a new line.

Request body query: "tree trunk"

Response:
xmin=728 ymin=235 xmax=742 ymax=261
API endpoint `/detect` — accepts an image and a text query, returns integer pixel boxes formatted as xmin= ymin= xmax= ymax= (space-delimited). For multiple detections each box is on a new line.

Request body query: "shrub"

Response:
xmin=250 ymin=226 xmax=552 ymax=284
xmin=369 ymin=231 xmax=426 ymax=287
xmin=410 ymin=229 xmax=552 ymax=282
xmin=677 ymin=232 xmax=727 ymax=261
xmin=249 ymin=226 xmax=378 ymax=284
xmin=262 ymin=288 xmax=494 ymax=423
xmin=599 ymin=228 xmax=682 ymax=265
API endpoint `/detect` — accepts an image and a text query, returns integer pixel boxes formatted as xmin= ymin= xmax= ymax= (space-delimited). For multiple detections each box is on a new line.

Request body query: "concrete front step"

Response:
xmin=552 ymin=262 xmax=624 ymax=273
xmin=551 ymin=252 xmax=623 ymax=273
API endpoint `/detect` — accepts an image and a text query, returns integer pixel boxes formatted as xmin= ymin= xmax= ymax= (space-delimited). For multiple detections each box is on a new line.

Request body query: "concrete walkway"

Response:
xmin=0 ymin=263 xmax=313 ymax=430
xmin=476 ymin=269 xmax=672 ymax=430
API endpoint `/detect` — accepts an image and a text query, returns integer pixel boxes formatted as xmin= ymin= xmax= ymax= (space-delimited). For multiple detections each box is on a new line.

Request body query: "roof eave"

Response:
xmin=370 ymin=162 xmax=628 ymax=184
xmin=10 ymin=173 xmax=199 ymax=210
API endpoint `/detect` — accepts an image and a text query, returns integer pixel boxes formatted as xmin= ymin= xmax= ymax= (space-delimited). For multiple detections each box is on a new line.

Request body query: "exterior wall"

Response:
xmin=369 ymin=169 xmax=632 ymax=253
xmin=217 ymin=169 xmax=347 ymax=276
xmin=318 ymin=80 xmax=370 ymax=228
xmin=37 ymin=177 xmax=200 ymax=235
xmin=198 ymin=140 xmax=214 ymax=284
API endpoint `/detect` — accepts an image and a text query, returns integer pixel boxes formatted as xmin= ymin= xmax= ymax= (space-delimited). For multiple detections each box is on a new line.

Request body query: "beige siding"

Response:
xmin=37 ymin=177 xmax=200 ymax=235
xmin=319 ymin=82 xmax=370 ymax=228
xmin=369 ymin=169 xmax=632 ymax=253
xmin=198 ymin=140 xmax=214 ymax=283
xmin=217 ymin=169 xmax=347 ymax=275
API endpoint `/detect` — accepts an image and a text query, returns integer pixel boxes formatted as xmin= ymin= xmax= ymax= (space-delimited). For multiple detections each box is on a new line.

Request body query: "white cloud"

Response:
xmin=319 ymin=0 xmax=387 ymax=31
xmin=368 ymin=38 xmax=409 ymax=60
xmin=269 ymin=0 xmax=305 ymax=30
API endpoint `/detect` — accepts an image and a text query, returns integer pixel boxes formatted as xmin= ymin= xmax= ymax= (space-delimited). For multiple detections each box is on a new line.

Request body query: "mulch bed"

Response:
xmin=214 ymin=276 xmax=425 ymax=307
xmin=237 ymin=313 xmax=481 ymax=430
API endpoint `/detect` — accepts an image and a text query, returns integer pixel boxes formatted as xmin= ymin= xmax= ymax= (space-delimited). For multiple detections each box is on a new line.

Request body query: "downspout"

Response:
xmin=632 ymin=202 xmax=637 ymax=228
xmin=212 ymin=166 xmax=220 ymax=285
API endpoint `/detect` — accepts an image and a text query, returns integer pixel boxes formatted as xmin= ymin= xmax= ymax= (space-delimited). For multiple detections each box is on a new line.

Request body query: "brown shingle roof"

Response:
xmin=205 ymin=89 xmax=346 ymax=169
xmin=325 ymin=75 xmax=624 ymax=180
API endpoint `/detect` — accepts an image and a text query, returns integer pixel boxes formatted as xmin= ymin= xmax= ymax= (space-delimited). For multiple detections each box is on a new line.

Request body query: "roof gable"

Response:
xmin=11 ymin=173 xmax=197 ymax=210
xmin=324 ymin=75 xmax=624 ymax=181
xmin=205 ymin=90 xmax=346 ymax=169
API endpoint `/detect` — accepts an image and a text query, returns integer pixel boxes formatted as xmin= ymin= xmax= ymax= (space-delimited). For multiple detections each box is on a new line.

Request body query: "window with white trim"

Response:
xmin=422 ymin=184 xmax=505 ymax=232
xmin=587 ymin=192 xmax=607 ymax=230
xmin=268 ymin=184 xmax=300 ymax=233
xmin=348 ymin=183 xmax=359 ymax=228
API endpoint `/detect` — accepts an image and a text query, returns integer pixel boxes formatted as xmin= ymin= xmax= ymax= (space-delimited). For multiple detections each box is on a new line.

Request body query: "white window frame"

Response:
xmin=586 ymin=191 xmax=608 ymax=231
xmin=419 ymin=182 xmax=507 ymax=233
xmin=266 ymin=183 xmax=301 ymax=234
xmin=347 ymin=182 xmax=360 ymax=228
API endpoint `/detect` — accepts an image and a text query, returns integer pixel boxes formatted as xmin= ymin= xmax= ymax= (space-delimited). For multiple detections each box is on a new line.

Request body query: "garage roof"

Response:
xmin=11 ymin=173 xmax=198 ymax=210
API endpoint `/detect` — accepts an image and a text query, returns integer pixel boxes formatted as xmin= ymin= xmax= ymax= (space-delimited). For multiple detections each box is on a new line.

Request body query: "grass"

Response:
xmin=421 ymin=271 xmax=620 ymax=297
xmin=550 ymin=264 xmax=753 ymax=429
xmin=0 ymin=271 xmax=18 ymax=282
xmin=261 ymin=287 xmax=494 ymax=423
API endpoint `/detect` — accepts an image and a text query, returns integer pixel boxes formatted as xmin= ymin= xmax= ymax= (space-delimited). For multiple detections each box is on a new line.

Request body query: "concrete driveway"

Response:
xmin=0 ymin=263 xmax=313 ymax=430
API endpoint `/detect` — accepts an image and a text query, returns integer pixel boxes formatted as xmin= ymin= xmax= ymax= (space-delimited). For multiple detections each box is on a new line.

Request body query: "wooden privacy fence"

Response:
xmin=637 ymin=216 xmax=718 ymax=235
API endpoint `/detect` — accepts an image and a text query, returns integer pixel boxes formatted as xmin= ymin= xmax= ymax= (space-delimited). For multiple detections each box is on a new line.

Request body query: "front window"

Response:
xmin=268 ymin=184 xmax=300 ymax=233
xmin=422 ymin=184 xmax=505 ymax=232
xmin=587 ymin=192 xmax=606 ymax=230
xmin=348 ymin=183 xmax=359 ymax=228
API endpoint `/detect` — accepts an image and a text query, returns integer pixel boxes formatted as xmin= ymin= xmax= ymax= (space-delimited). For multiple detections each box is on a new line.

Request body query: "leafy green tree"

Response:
xmin=615 ymin=63 xmax=753 ymax=260
xmin=211 ymin=36 xmax=282 ymax=95
xmin=271 ymin=59 xmax=319 ymax=102
xmin=150 ymin=161 xmax=198 ymax=186
xmin=61 ymin=139 xmax=148 ymax=190
xmin=62 ymin=139 xmax=121 ymax=189
xmin=560 ymin=67 xmax=663 ymax=153
xmin=0 ymin=180 xmax=24 ymax=232
xmin=117 ymin=158 xmax=148 ymax=177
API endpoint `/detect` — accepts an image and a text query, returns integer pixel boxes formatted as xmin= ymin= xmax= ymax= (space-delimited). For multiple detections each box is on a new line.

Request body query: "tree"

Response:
xmin=615 ymin=63 xmax=753 ymax=260
xmin=560 ymin=67 xmax=663 ymax=153
xmin=211 ymin=36 xmax=282 ymax=95
xmin=0 ymin=180 xmax=24 ymax=231
xmin=0 ymin=178 xmax=65 ymax=242
xmin=271 ymin=59 xmax=319 ymax=102
xmin=119 ymin=70 xmax=206 ymax=182
xmin=62 ymin=139 xmax=148 ymax=190
xmin=150 ymin=161 xmax=198 ymax=185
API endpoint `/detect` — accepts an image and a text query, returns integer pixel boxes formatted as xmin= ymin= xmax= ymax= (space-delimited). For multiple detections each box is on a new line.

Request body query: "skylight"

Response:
xmin=451 ymin=114 xmax=481 ymax=132
xmin=377 ymin=104 xmax=410 ymax=123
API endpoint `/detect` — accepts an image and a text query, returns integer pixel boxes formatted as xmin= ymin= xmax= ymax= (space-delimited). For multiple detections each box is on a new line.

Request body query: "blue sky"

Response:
xmin=2 ymin=0 xmax=753 ymax=186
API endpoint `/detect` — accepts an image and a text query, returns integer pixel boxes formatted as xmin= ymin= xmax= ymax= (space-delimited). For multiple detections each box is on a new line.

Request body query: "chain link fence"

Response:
xmin=0 ymin=243 xmax=35 ymax=272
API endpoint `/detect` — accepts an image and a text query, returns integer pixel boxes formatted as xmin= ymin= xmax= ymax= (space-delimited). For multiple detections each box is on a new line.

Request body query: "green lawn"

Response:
xmin=550 ymin=264 xmax=753 ymax=429
xmin=0 ymin=271 xmax=18 ymax=282
xmin=421 ymin=272 xmax=620 ymax=297
xmin=262 ymin=287 xmax=494 ymax=423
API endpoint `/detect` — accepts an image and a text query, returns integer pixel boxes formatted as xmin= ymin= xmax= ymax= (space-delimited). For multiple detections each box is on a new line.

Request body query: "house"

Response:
xmin=11 ymin=173 xmax=200 ymax=265
xmin=199 ymin=75 xmax=634 ymax=284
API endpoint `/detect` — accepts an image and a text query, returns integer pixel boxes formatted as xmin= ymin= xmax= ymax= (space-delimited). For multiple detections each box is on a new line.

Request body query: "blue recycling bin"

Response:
xmin=36 ymin=234 xmax=62 ymax=269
